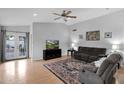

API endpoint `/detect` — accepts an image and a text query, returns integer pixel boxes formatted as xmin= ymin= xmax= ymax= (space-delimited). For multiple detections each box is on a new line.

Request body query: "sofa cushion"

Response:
xmin=74 ymin=46 xmax=106 ymax=62
xmin=83 ymin=64 xmax=98 ymax=73
xmin=78 ymin=46 xmax=106 ymax=56
xmin=79 ymin=53 xmax=89 ymax=61
xmin=94 ymin=57 xmax=106 ymax=67
xmin=74 ymin=52 xmax=89 ymax=61
xmin=88 ymin=56 xmax=98 ymax=62
xmin=78 ymin=47 xmax=86 ymax=52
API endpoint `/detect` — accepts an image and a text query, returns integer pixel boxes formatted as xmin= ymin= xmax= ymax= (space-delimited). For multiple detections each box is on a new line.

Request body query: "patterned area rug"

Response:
xmin=44 ymin=58 xmax=97 ymax=84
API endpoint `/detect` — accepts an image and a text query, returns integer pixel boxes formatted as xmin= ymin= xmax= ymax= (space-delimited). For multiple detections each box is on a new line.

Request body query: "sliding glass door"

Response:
xmin=5 ymin=32 xmax=28 ymax=60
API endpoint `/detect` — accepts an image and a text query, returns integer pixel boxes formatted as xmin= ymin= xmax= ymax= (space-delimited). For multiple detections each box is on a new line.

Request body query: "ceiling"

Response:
xmin=0 ymin=8 xmax=123 ymax=26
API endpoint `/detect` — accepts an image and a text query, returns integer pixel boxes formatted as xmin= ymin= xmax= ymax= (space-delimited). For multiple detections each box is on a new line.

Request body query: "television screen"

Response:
xmin=46 ymin=40 xmax=59 ymax=49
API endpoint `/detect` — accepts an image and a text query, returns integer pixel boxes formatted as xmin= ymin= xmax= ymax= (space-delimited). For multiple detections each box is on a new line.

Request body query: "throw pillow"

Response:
xmin=94 ymin=57 xmax=106 ymax=67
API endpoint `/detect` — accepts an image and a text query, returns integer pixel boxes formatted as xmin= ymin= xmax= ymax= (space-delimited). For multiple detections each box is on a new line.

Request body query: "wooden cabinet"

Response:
xmin=43 ymin=49 xmax=61 ymax=60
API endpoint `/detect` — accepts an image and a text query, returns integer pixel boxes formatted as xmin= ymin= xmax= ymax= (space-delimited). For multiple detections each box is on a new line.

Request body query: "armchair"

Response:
xmin=79 ymin=53 xmax=123 ymax=84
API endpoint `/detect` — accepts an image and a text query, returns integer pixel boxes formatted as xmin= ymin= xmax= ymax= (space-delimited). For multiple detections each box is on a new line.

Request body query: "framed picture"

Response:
xmin=79 ymin=34 xmax=83 ymax=39
xmin=86 ymin=31 xmax=100 ymax=41
xmin=104 ymin=32 xmax=112 ymax=38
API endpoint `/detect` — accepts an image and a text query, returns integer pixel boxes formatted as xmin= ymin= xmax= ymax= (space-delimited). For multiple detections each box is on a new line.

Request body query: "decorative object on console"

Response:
xmin=86 ymin=30 xmax=100 ymax=41
xmin=104 ymin=32 xmax=112 ymax=38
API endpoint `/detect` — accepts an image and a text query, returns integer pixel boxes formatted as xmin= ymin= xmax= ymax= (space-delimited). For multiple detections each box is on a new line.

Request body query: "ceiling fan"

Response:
xmin=52 ymin=10 xmax=77 ymax=22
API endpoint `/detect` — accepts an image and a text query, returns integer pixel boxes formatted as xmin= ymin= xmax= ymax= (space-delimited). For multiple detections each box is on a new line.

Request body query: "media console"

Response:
xmin=43 ymin=49 xmax=62 ymax=60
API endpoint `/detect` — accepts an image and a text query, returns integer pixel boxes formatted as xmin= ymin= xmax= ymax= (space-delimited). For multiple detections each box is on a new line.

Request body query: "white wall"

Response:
xmin=5 ymin=26 xmax=30 ymax=32
xmin=69 ymin=10 xmax=124 ymax=54
xmin=0 ymin=26 xmax=2 ymax=62
xmin=32 ymin=22 xmax=69 ymax=60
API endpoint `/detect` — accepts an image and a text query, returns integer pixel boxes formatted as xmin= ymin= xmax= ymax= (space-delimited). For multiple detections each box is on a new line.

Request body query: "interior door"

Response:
xmin=5 ymin=32 xmax=28 ymax=60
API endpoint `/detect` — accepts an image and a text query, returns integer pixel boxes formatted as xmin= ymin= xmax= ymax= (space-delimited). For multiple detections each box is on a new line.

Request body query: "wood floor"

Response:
xmin=0 ymin=57 xmax=66 ymax=84
xmin=0 ymin=56 xmax=124 ymax=84
xmin=115 ymin=66 xmax=124 ymax=84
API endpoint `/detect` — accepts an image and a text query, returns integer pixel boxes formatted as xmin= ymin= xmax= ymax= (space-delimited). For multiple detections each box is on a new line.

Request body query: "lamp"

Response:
xmin=71 ymin=42 xmax=78 ymax=50
xmin=112 ymin=44 xmax=119 ymax=52
xmin=71 ymin=43 xmax=75 ymax=48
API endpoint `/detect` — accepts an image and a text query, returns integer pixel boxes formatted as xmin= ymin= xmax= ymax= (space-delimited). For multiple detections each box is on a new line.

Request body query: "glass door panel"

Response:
xmin=5 ymin=32 xmax=16 ymax=60
xmin=18 ymin=33 xmax=27 ymax=58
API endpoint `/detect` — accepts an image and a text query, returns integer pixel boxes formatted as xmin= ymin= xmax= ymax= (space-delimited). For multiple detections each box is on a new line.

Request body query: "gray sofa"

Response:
xmin=74 ymin=46 xmax=106 ymax=63
xmin=79 ymin=53 xmax=123 ymax=84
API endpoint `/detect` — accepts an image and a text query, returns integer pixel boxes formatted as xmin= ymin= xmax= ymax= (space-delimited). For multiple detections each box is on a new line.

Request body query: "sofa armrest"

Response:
xmin=98 ymin=54 xmax=107 ymax=58
xmin=79 ymin=69 xmax=103 ymax=84
xmin=74 ymin=50 xmax=79 ymax=53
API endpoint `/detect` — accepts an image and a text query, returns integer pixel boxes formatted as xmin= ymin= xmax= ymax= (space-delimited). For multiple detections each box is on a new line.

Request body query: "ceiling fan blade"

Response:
xmin=54 ymin=17 xmax=62 ymax=20
xmin=62 ymin=10 xmax=72 ymax=16
xmin=52 ymin=13 xmax=61 ymax=16
xmin=65 ymin=11 xmax=72 ymax=16
xmin=66 ymin=16 xmax=77 ymax=18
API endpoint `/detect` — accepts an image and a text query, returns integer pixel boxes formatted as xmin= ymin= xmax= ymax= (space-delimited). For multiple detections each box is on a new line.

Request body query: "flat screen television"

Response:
xmin=46 ymin=40 xmax=59 ymax=49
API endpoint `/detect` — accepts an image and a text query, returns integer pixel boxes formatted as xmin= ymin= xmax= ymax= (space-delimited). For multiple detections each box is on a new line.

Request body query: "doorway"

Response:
xmin=5 ymin=32 xmax=29 ymax=61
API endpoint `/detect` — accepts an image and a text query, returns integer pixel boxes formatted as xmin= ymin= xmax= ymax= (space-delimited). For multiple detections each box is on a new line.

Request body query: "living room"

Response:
xmin=0 ymin=8 xmax=124 ymax=84
xmin=1 ymin=0 xmax=124 ymax=93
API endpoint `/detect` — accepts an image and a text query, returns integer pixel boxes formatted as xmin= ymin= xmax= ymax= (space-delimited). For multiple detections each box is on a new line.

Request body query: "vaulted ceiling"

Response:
xmin=0 ymin=8 xmax=123 ymax=26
